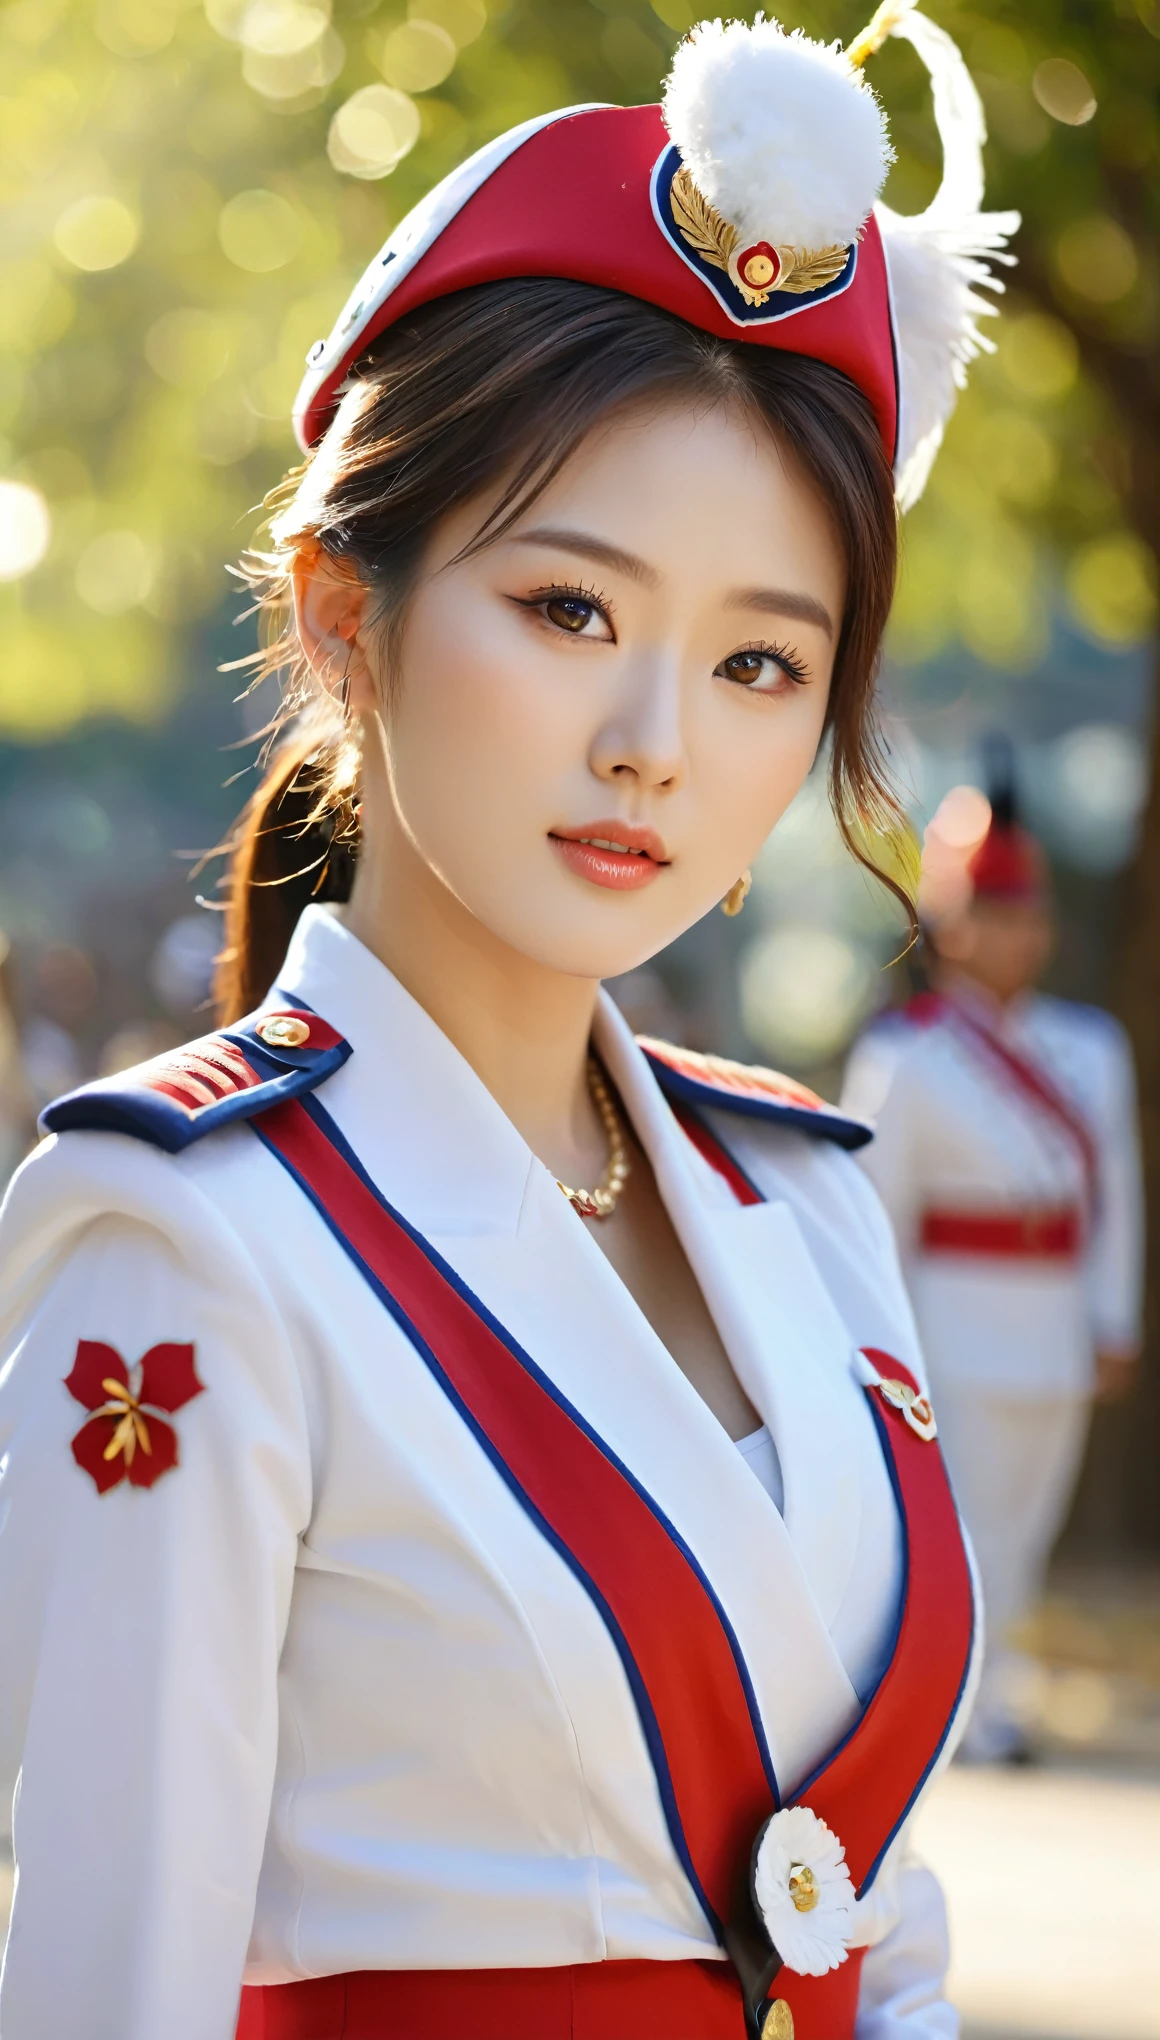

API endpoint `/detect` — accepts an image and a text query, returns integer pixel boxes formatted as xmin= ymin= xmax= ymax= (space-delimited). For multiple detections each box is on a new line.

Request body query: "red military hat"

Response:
xmin=294 ymin=5 xmax=1018 ymax=510
xmin=968 ymin=820 xmax=1048 ymax=904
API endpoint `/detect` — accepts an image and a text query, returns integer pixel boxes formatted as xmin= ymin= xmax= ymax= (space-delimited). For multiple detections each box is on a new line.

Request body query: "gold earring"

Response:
xmin=721 ymin=869 xmax=752 ymax=917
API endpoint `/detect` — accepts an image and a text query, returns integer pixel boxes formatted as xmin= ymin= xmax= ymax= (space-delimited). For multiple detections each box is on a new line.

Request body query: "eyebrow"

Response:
xmin=517 ymin=527 xmax=661 ymax=589
xmin=727 ymin=586 xmax=835 ymax=638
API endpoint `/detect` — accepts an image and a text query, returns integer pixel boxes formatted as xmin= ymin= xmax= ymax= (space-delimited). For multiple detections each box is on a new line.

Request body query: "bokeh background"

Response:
xmin=1 ymin=4 xmax=1158 ymax=2032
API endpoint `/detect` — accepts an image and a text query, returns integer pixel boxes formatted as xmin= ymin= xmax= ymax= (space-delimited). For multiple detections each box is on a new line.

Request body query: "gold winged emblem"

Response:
xmin=669 ymin=165 xmax=850 ymax=308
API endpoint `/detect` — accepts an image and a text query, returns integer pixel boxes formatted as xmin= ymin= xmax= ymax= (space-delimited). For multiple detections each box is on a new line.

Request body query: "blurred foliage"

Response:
xmin=0 ymin=0 xmax=1157 ymax=740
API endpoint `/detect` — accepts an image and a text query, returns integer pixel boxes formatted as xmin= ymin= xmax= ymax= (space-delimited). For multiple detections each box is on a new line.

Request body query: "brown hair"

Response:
xmin=213 ymin=277 xmax=906 ymax=1023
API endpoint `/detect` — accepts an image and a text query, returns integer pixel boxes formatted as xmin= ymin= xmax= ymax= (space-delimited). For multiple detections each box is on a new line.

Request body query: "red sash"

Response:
xmin=248 ymin=1092 xmax=974 ymax=2037
xmin=919 ymin=1205 xmax=1081 ymax=1259
xmin=919 ymin=993 xmax=1099 ymax=1215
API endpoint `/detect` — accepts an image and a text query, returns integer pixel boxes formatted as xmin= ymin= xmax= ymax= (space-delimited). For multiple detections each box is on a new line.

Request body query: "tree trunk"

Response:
xmin=1110 ymin=616 xmax=1160 ymax=1551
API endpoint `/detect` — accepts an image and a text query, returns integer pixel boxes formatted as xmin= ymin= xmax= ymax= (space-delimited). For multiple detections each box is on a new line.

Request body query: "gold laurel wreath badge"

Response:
xmin=669 ymin=165 xmax=849 ymax=306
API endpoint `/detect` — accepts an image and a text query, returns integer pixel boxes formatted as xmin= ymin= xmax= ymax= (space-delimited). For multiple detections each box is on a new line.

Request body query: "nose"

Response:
xmin=588 ymin=657 xmax=686 ymax=793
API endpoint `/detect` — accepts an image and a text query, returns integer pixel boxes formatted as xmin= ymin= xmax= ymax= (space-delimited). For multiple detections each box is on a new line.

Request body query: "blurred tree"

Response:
xmin=0 ymin=0 xmax=1157 ymax=1517
xmin=2 ymin=0 xmax=1155 ymax=718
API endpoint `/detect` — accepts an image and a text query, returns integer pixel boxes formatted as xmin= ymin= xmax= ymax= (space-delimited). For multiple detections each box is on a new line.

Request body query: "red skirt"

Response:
xmin=236 ymin=1952 xmax=865 ymax=2039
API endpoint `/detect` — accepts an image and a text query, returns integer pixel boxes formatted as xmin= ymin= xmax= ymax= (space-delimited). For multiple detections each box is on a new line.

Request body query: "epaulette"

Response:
xmin=41 ymin=1002 xmax=350 ymax=1155
xmin=639 ymin=1038 xmax=872 ymax=1152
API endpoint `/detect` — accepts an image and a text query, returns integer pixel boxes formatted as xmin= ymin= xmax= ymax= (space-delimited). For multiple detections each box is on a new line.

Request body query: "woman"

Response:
xmin=0 ymin=13 xmax=1014 ymax=2039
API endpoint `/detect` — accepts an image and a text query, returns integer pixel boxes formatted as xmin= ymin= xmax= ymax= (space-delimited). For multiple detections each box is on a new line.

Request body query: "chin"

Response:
xmin=466 ymin=886 xmax=700 ymax=985
xmin=502 ymin=924 xmax=673 ymax=984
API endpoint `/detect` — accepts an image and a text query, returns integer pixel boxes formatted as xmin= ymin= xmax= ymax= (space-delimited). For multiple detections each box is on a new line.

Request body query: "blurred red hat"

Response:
xmin=968 ymin=821 xmax=1047 ymax=903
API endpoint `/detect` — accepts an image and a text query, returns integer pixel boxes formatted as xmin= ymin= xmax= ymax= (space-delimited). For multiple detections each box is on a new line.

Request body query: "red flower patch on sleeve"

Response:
xmin=65 ymin=1339 xmax=204 ymax=1493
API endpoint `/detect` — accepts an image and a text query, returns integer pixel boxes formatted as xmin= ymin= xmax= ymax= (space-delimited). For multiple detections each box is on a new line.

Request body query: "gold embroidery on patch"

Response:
xmin=669 ymin=165 xmax=849 ymax=307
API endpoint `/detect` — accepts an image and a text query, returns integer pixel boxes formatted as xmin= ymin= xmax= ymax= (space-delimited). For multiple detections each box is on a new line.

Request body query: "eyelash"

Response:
xmin=729 ymin=638 xmax=811 ymax=685
xmin=521 ymin=582 xmax=615 ymax=631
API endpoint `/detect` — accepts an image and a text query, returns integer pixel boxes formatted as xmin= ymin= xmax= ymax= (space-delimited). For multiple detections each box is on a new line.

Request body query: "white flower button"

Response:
xmin=752 ymin=1804 xmax=855 ymax=1978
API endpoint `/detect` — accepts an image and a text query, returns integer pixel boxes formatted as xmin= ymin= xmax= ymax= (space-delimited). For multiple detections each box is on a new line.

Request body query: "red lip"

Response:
xmin=549 ymin=819 xmax=669 ymax=893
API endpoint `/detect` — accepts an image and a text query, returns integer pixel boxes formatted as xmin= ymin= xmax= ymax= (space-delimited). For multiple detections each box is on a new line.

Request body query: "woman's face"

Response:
xmin=359 ymin=397 xmax=844 ymax=982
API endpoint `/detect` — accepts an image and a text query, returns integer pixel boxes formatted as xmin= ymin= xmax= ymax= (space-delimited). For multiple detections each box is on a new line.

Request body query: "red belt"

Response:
xmin=920 ymin=1205 xmax=1081 ymax=1259
xmin=237 ymin=1952 xmax=866 ymax=2040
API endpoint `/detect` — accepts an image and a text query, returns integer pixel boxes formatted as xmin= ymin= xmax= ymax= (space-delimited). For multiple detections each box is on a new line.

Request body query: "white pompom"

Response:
xmin=663 ymin=16 xmax=893 ymax=252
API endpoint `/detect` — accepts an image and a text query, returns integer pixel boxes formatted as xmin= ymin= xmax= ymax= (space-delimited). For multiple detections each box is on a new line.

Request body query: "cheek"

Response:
xmin=384 ymin=591 xmax=582 ymax=845
xmin=692 ymin=680 xmax=831 ymax=845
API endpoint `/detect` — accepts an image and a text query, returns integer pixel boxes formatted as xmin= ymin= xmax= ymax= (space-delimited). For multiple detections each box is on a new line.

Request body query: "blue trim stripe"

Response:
xmin=788 ymin=1392 xmax=976 ymax=1896
xmin=678 ymin=1086 xmax=973 ymax=1893
xmin=643 ymin=1053 xmax=873 ymax=1152
xmin=852 ymin=1403 xmax=977 ymax=1892
xmin=253 ymin=1092 xmax=784 ymax=1939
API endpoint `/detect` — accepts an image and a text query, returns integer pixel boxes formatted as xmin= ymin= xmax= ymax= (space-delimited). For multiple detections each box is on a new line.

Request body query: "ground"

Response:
xmin=915 ymin=1760 xmax=1160 ymax=2040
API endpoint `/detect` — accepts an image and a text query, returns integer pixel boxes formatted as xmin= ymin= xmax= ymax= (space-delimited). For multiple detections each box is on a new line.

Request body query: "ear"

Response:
xmin=291 ymin=545 xmax=376 ymax=716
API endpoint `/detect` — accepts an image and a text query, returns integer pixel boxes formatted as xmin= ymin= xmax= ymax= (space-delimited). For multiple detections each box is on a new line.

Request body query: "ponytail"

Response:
xmin=212 ymin=726 xmax=358 ymax=1026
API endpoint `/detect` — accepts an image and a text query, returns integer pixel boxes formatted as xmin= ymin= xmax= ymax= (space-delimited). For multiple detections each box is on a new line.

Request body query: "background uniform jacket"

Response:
xmin=842 ymin=986 xmax=1143 ymax=1400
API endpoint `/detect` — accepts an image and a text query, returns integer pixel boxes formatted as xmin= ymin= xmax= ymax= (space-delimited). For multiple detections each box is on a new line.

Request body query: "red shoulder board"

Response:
xmin=41 ymin=1001 xmax=351 ymax=1155
xmin=638 ymin=1038 xmax=872 ymax=1152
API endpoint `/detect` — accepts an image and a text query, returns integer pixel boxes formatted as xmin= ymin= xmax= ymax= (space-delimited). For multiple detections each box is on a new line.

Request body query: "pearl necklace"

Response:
xmin=556 ymin=1058 xmax=632 ymax=1220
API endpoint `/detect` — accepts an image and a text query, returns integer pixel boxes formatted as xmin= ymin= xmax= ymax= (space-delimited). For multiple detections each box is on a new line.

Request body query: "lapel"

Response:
xmin=277 ymin=908 xmax=863 ymax=1792
xmin=593 ymin=998 xmax=879 ymax=1645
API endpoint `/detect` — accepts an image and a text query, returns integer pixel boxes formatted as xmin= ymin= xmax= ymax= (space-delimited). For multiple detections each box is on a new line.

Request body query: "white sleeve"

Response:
xmin=841 ymin=1031 xmax=926 ymax=1267
xmin=0 ymin=1132 xmax=312 ymax=2040
xmin=1083 ymin=1022 xmax=1144 ymax=1352
xmin=856 ymin=1850 xmax=959 ymax=2039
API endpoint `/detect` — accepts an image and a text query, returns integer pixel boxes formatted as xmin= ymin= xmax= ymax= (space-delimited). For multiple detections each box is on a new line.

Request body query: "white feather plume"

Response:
xmin=873 ymin=6 xmax=1020 ymax=508
xmin=662 ymin=15 xmax=893 ymax=252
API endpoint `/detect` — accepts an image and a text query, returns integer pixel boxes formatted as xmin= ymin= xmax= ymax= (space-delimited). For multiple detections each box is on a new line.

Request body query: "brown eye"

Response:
xmin=715 ymin=642 xmax=810 ymax=690
xmin=720 ymin=650 xmax=766 ymax=686
xmin=545 ymin=596 xmax=595 ymax=633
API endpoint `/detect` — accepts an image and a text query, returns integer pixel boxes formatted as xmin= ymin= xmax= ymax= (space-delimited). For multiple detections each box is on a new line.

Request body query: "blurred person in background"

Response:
xmin=842 ymin=783 xmax=1143 ymax=1764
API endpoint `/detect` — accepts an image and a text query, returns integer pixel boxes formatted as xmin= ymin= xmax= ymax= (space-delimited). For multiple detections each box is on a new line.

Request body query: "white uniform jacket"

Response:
xmin=0 ymin=908 xmax=969 ymax=2040
xmin=842 ymin=985 xmax=1143 ymax=1399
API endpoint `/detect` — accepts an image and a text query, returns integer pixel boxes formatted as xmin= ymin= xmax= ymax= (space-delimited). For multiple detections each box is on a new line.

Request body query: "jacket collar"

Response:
xmin=276 ymin=905 xmax=534 ymax=1239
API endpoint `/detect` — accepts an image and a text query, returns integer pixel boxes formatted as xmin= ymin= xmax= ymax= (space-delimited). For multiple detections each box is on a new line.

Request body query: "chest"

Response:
xmin=585 ymin=1134 xmax=760 ymax=1442
xmin=919 ymin=1029 xmax=1092 ymax=1191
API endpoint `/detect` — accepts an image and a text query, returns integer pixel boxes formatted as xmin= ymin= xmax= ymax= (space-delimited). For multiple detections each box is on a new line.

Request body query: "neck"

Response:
xmin=343 ymin=732 xmax=607 ymax=1185
xmin=936 ymin=965 xmax=1017 ymax=1012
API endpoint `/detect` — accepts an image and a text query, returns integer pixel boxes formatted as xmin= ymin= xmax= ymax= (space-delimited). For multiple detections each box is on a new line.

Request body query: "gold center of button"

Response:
xmin=743 ymin=252 xmax=776 ymax=287
xmin=256 ymin=1014 xmax=311 ymax=1048
xmin=787 ymin=1863 xmax=820 ymax=1913
xmin=761 ymin=2001 xmax=794 ymax=2040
